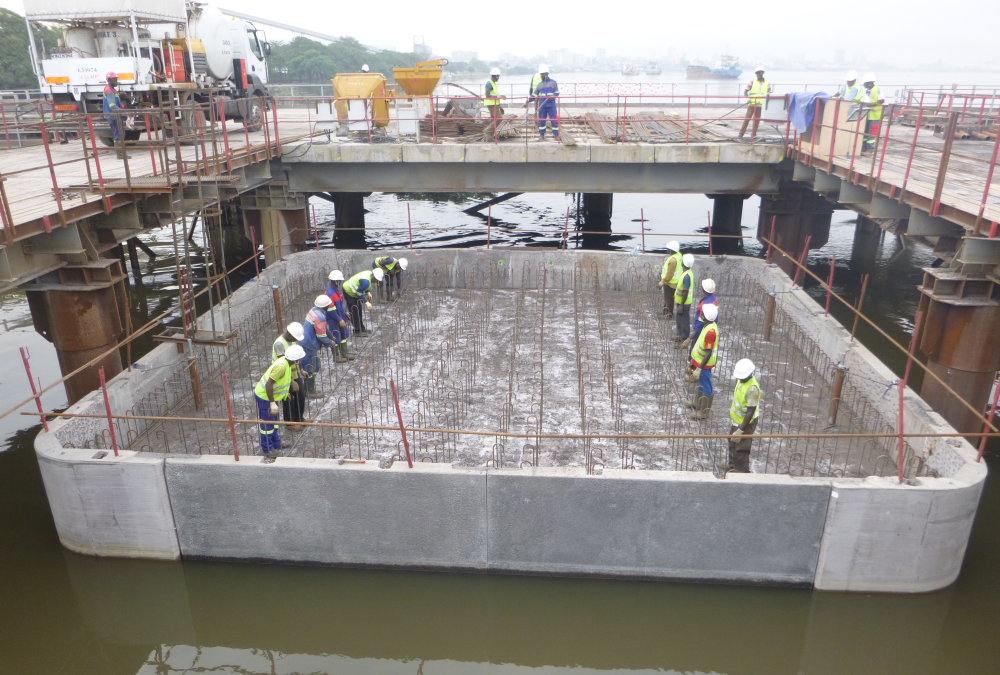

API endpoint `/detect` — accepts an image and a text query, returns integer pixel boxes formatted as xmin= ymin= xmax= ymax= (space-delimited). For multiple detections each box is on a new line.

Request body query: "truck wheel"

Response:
xmin=243 ymin=100 xmax=263 ymax=132
xmin=99 ymin=135 xmax=116 ymax=147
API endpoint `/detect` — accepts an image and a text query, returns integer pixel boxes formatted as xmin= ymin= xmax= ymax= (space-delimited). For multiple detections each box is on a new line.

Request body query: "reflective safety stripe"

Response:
xmin=253 ymin=357 xmax=293 ymax=401
xmin=674 ymin=269 xmax=694 ymax=305
xmin=661 ymin=252 xmax=683 ymax=284
xmin=864 ymin=85 xmax=882 ymax=121
xmin=845 ymin=84 xmax=862 ymax=101
xmin=692 ymin=321 xmax=718 ymax=368
xmin=485 ymin=79 xmax=501 ymax=106
xmin=375 ymin=256 xmax=398 ymax=271
xmin=344 ymin=271 xmax=374 ymax=297
xmin=730 ymin=376 xmax=761 ymax=425
xmin=747 ymin=79 xmax=769 ymax=105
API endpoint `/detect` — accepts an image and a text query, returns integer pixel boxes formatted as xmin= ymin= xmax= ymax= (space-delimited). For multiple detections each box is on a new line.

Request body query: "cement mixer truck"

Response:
xmin=26 ymin=0 xmax=271 ymax=144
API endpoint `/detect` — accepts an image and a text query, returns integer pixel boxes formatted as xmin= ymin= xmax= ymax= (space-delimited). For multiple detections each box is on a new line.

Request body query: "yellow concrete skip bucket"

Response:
xmin=393 ymin=59 xmax=448 ymax=97
xmin=331 ymin=73 xmax=390 ymax=127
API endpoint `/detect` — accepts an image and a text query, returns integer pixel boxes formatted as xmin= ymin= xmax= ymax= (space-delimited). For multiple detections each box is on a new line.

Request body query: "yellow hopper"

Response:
xmin=330 ymin=73 xmax=390 ymax=126
xmin=393 ymin=59 xmax=448 ymax=97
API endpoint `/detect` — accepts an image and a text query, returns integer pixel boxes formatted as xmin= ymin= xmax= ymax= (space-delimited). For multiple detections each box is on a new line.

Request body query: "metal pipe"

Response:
xmin=223 ymin=373 xmax=240 ymax=461
xmin=851 ymin=273 xmax=869 ymax=341
xmin=978 ymin=379 xmax=1000 ymax=462
xmin=825 ymin=255 xmax=835 ymax=316
xmin=900 ymin=308 xmax=924 ymax=483
xmin=766 ymin=215 xmax=775 ymax=262
xmin=20 ymin=347 xmax=48 ymax=431
xmin=408 ymin=202 xmax=413 ymax=249
xmin=792 ymin=235 xmax=812 ymax=286
xmin=763 ymin=291 xmax=776 ymax=341
xmin=99 ymin=368 xmax=119 ymax=456
xmin=272 ymin=285 xmax=283 ymax=331
xmin=188 ymin=353 xmax=204 ymax=412
xmin=390 ymin=379 xmax=413 ymax=468
xmin=828 ymin=364 xmax=846 ymax=426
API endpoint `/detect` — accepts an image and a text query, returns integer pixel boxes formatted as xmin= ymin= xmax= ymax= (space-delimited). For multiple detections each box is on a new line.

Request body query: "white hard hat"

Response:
xmin=701 ymin=278 xmax=716 ymax=293
xmin=754 ymin=65 xmax=765 ymax=73
xmin=285 ymin=344 xmax=306 ymax=361
xmin=666 ymin=241 xmax=681 ymax=253
xmin=398 ymin=257 xmax=408 ymax=271
xmin=862 ymin=72 xmax=876 ymax=83
xmin=702 ymin=303 xmax=718 ymax=322
xmin=314 ymin=294 xmax=332 ymax=308
xmin=539 ymin=64 xmax=550 ymax=73
xmin=286 ymin=322 xmax=305 ymax=341
xmin=732 ymin=358 xmax=756 ymax=380
xmin=361 ymin=64 xmax=370 ymax=73
xmin=372 ymin=267 xmax=385 ymax=281
xmin=682 ymin=253 xmax=695 ymax=267
xmin=845 ymin=70 xmax=858 ymax=81
xmin=328 ymin=269 xmax=344 ymax=281
xmin=490 ymin=67 xmax=500 ymax=76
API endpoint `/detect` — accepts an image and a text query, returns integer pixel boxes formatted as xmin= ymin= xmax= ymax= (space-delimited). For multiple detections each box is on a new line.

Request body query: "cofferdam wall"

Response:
xmin=34 ymin=249 xmax=986 ymax=592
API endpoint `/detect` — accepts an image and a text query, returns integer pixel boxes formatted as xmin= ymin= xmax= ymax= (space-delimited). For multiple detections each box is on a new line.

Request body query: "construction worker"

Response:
xmin=657 ymin=241 xmax=683 ymax=317
xmin=343 ymin=267 xmax=384 ymax=336
xmin=103 ymin=72 xmax=130 ymax=159
xmin=728 ymin=358 xmax=761 ymax=473
xmin=253 ymin=343 xmax=305 ymax=458
xmin=834 ymin=70 xmax=863 ymax=102
xmin=738 ymin=67 xmax=770 ymax=139
xmin=372 ymin=256 xmax=408 ymax=301
xmin=361 ymin=64 xmax=370 ymax=73
xmin=325 ymin=270 xmax=354 ymax=363
xmin=485 ymin=67 xmax=506 ymax=123
xmin=860 ymin=73 xmax=884 ymax=153
xmin=685 ymin=302 xmax=718 ymax=420
xmin=301 ymin=295 xmax=335 ymax=398
xmin=531 ymin=66 xmax=559 ymax=140
xmin=272 ymin=322 xmax=308 ymax=431
xmin=681 ymin=278 xmax=719 ymax=351
xmin=673 ymin=253 xmax=695 ymax=345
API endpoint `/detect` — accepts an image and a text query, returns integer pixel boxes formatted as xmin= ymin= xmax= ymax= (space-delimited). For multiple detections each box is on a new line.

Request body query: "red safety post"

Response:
xmin=86 ymin=116 xmax=108 ymax=206
xmin=218 ymin=100 xmax=233 ymax=173
xmin=792 ymin=235 xmax=812 ymax=286
xmin=975 ymin=121 xmax=1000 ymax=234
xmin=143 ymin=114 xmax=158 ymax=175
xmin=978 ymin=377 xmax=1000 ymax=462
xmin=899 ymin=95 xmax=925 ymax=199
xmin=620 ymin=96 xmax=628 ymax=144
xmin=766 ymin=215 xmax=776 ymax=262
xmin=407 ymin=202 xmax=413 ymax=249
xmin=563 ymin=206 xmax=570 ymax=250
xmin=959 ymin=95 xmax=969 ymax=123
xmin=640 ymin=208 xmax=647 ymax=253
xmin=222 ymin=373 xmax=240 ymax=461
xmin=37 ymin=119 xmax=66 ymax=227
xmin=19 ymin=347 xmax=48 ymax=432
xmin=706 ymin=210 xmax=712 ymax=257
xmin=272 ymin=97 xmax=282 ymax=157
xmin=827 ymin=97 xmax=841 ymax=164
xmin=243 ymin=102 xmax=252 ymax=160
xmin=487 ymin=204 xmax=492 ymax=249
xmin=898 ymin=310 xmax=925 ymax=482
xmin=390 ymin=379 xmax=413 ymax=468
xmin=685 ymin=96 xmax=691 ymax=144
xmin=194 ymin=109 xmax=210 ymax=175
xmin=824 ymin=255 xmax=835 ymax=316
xmin=1 ymin=103 xmax=10 ymax=150
xmin=312 ymin=203 xmax=320 ymax=250
xmin=99 ymin=367 xmax=119 ymax=457
xmin=977 ymin=96 xmax=987 ymax=126
xmin=250 ymin=227 xmax=260 ymax=280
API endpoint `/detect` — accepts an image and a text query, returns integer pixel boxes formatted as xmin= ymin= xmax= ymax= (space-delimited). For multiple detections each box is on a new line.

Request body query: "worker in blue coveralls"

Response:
xmin=343 ymin=268 xmax=384 ymax=337
xmin=300 ymin=295 xmax=335 ymax=398
xmin=325 ymin=270 xmax=354 ymax=363
xmin=372 ymin=256 xmax=408 ymax=302
xmin=253 ymin=343 xmax=305 ymax=460
xmin=531 ymin=65 xmax=559 ymax=140
xmin=103 ymin=71 xmax=130 ymax=160
xmin=681 ymin=278 xmax=719 ymax=352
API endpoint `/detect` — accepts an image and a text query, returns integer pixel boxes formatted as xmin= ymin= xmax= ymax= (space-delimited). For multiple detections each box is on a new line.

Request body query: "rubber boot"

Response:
xmin=305 ymin=375 xmax=324 ymax=399
xmin=691 ymin=394 xmax=714 ymax=420
xmin=115 ymin=141 xmax=131 ymax=159
xmin=339 ymin=342 xmax=355 ymax=361
xmin=334 ymin=344 xmax=348 ymax=363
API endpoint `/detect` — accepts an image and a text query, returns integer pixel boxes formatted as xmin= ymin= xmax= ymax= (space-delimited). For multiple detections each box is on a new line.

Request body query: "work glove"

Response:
xmin=366 ymin=293 xmax=373 ymax=302
xmin=731 ymin=428 xmax=745 ymax=438
xmin=268 ymin=402 xmax=279 ymax=417
xmin=656 ymin=280 xmax=665 ymax=287
xmin=680 ymin=337 xmax=691 ymax=350
xmin=365 ymin=301 xmax=373 ymax=311
xmin=290 ymin=380 xmax=299 ymax=393
xmin=338 ymin=320 xmax=347 ymax=328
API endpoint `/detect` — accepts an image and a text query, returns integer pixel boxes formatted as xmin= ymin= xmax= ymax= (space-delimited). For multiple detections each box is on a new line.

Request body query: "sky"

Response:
xmin=7 ymin=0 xmax=998 ymax=68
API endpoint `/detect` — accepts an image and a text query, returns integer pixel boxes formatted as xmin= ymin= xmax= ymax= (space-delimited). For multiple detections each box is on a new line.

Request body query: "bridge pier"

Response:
xmin=850 ymin=216 xmax=882 ymax=276
xmin=580 ymin=193 xmax=613 ymax=249
xmin=708 ymin=194 xmax=749 ymax=254
xmin=758 ymin=183 xmax=832 ymax=278
xmin=326 ymin=192 xmax=369 ymax=249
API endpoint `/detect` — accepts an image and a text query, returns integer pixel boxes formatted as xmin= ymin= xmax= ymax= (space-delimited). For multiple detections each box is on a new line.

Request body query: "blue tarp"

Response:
xmin=788 ymin=92 xmax=830 ymax=134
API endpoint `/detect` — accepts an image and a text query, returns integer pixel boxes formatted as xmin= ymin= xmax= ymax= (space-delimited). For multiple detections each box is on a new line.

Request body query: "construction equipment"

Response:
xmin=26 ymin=1 xmax=272 ymax=142
xmin=331 ymin=72 xmax=390 ymax=129
xmin=392 ymin=59 xmax=447 ymax=97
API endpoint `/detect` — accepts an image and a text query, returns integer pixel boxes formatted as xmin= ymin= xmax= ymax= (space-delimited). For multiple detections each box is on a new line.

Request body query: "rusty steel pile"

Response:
xmin=75 ymin=256 xmax=918 ymax=480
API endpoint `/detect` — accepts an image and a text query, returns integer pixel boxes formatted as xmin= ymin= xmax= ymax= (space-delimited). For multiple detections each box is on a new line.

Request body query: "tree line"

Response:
xmin=267 ymin=36 xmax=424 ymax=83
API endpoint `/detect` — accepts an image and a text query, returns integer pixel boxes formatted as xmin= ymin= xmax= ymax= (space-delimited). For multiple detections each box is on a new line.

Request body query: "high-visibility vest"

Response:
xmin=691 ymin=321 xmax=718 ymax=368
xmin=844 ymin=83 xmax=862 ymax=102
xmin=747 ymin=78 xmax=769 ymax=105
xmin=661 ymin=252 xmax=683 ymax=285
xmin=254 ymin=357 xmax=293 ymax=401
xmin=674 ymin=268 xmax=694 ymax=305
xmin=272 ymin=335 xmax=300 ymax=379
xmin=730 ymin=376 xmax=761 ymax=425
xmin=374 ymin=256 xmax=398 ymax=272
xmin=485 ymin=79 xmax=501 ymax=106
xmin=864 ymin=85 xmax=882 ymax=121
xmin=530 ymin=73 xmax=542 ymax=96
xmin=343 ymin=270 xmax=375 ymax=297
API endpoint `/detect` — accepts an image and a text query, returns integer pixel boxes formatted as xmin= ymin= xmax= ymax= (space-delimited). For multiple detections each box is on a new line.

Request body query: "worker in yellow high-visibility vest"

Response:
xmin=834 ymin=70 xmax=863 ymax=102
xmin=657 ymin=241 xmax=683 ymax=317
xmin=860 ymin=73 xmax=885 ymax=154
xmin=684 ymin=303 xmax=718 ymax=420
xmin=485 ymin=67 xmax=506 ymax=129
xmin=728 ymin=358 xmax=761 ymax=473
xmin=738 ymin=67 xmax=771 ymax=139
xmin=673 ymin=253 xmax=695 ymax=345
xmin=253 ymin=343 xmax=306 ymax=459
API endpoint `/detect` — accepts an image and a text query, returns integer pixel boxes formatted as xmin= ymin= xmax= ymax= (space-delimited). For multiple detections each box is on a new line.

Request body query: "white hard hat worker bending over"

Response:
xmin=253 ymin=343 xmax=306 ymax=461
xmin=272 ymin=322 xmax=310 ymax=431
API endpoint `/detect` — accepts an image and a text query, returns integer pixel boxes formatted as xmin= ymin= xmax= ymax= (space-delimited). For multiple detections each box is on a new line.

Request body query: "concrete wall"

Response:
xmin=32 ymin=249 xmax=987 ymax=591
